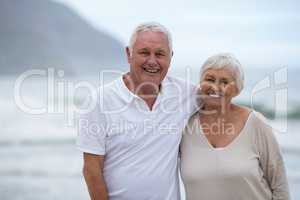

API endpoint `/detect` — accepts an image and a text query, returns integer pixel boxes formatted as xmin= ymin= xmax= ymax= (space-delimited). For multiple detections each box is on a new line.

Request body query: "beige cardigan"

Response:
xmin=180 ymin=111 xmax=290 ymax=200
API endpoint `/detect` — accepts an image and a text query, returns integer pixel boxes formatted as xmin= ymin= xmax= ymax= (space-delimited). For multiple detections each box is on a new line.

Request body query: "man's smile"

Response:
xmin=142 ymin=66 xmax=160 ymax=74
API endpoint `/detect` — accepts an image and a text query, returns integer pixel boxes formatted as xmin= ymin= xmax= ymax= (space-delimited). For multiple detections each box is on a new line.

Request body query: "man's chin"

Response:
xmin=141 ymin=76 xmax=162 ymax=86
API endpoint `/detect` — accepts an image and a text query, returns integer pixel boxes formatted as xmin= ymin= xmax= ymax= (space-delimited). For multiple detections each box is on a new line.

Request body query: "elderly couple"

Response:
xmin=77 ymin=22 xmax=290 ymax=200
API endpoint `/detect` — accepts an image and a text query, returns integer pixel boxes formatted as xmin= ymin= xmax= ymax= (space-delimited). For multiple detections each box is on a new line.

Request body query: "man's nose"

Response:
xmin=146 ymin=54 xmax=158 ymax=65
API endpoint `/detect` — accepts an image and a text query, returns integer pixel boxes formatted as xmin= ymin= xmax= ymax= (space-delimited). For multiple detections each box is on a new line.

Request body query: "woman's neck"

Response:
xmin=200 ymin=103 xmax=235 ymax=120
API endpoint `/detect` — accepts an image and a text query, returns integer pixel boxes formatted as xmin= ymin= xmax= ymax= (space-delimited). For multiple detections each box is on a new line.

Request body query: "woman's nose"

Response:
xmin=210 ymin=83 xmax=221 ymax=92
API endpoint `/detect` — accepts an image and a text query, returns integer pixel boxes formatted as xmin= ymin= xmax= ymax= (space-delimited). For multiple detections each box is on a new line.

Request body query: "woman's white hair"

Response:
xmin=128 ymin=22 xmax=173 ymax=55
xmin=200 ymin=53 xmax=245 ymax=93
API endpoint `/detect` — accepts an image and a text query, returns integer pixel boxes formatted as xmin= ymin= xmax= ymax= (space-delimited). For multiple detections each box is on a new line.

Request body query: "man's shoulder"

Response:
xmin=91 ymin=77 xmax=125 ymax=108
xmin=165 ymin=75 xmax=196 ymax=87
xmin=97 ymin=77 xmax=121 ymax=96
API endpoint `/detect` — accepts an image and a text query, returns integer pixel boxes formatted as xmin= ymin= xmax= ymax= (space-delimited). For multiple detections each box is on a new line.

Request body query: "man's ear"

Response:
xmin=126 ymin=47 xmax=131 ymax=63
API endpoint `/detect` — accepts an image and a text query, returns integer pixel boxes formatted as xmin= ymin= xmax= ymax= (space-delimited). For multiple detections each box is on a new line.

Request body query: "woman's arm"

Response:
xmin=255 ymin=113 xmax=290 ymax=200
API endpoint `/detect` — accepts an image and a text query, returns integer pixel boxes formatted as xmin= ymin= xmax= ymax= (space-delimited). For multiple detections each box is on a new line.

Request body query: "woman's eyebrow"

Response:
xmin=220 ymin=77 xmax=228 ymax=80
xmin=205 ymin=74 xmax=214 ymax=78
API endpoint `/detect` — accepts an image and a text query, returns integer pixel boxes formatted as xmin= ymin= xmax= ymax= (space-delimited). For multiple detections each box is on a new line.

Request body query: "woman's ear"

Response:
xmin=232 ymin=85 xmax=240 ymax=97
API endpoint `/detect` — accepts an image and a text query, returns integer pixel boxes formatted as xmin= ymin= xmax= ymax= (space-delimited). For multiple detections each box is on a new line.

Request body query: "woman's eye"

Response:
xmin=221 ymin=80 xmax=229 ymax=84
xmin=206 ymin=78 xmax=214 ymax=82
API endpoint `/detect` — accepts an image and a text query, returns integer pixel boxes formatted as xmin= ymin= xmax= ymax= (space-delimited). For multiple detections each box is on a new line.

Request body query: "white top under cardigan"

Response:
xmin=180 ymin=111 xmax=290 ymax=200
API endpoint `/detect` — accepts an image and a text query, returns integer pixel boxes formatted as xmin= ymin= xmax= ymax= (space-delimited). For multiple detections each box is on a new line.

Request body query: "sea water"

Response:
xmin=0 ymin=70 xmax=299 ymax=199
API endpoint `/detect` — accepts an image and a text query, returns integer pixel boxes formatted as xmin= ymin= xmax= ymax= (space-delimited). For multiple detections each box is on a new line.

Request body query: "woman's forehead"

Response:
xmin=202 ymin=68 xmax=235 ymax=78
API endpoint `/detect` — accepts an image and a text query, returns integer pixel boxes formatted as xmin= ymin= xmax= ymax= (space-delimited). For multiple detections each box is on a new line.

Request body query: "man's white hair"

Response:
xmin=200 ymin=53 xmax=245 ymax=93
xmin=128 ymin=22 xmax=173 ymax=55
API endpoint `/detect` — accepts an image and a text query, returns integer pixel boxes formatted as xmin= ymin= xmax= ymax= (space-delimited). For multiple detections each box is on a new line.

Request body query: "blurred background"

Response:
xmin=0 ymin=0 xmax=299 ymax=199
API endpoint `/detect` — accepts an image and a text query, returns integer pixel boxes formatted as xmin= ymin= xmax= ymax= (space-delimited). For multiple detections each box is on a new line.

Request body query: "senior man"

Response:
xmin=77 ymin=22 xmax=198 ymax=200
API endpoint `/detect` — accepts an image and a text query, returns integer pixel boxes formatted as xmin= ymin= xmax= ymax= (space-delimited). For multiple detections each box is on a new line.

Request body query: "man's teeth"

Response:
xmin=144 ymin=68 xmax=159 ymax=73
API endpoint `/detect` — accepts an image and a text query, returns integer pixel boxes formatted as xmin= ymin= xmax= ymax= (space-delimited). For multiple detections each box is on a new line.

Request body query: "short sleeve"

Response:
xmin=254 ymin=112 xmax=290 ymax=200
xmin=76 ymin=97 xmax=107 ymax=155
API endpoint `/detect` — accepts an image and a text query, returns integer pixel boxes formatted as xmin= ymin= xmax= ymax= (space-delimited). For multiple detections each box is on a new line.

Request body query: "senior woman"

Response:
xmin=180 ymin=53 xmax=290 ymax=200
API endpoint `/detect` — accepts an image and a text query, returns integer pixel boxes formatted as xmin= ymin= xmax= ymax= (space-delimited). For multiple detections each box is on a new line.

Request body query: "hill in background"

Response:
xmin=0 ymin=0 xmax=127 ymax=76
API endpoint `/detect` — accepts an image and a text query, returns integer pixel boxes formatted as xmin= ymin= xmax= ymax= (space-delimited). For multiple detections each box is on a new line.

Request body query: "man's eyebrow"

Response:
xmin=138 ymin=48 xmax=149 ymax=51
xmin=155 ymin=49 xmax=169 ymax=54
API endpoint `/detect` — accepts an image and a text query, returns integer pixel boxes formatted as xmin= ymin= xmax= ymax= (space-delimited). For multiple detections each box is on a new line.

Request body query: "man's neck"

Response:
xmin=123 ymin=74 xmax=161 ymax=110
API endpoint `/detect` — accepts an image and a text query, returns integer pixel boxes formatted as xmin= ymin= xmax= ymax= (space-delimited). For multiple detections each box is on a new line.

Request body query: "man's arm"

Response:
xmin=83 ymin=153 xmax=108 ymax=200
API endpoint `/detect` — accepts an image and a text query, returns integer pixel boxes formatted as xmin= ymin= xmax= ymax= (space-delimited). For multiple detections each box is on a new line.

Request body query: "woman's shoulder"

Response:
xmin=233 ymin=104 xmax=252 ymax=116
xmin=240 ymin=108 xmax=277 ymax=144
xmin=249 ymin=110 xmax=271 ymax=129
xmin=233 ymin=105 xmax=268 ymax=126
xmin=233 ymin=105 xmax=274 ymax=136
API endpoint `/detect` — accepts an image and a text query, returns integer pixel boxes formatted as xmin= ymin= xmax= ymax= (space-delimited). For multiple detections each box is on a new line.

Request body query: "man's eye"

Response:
xmin=156 ymin=52 xmax=165 ymax=57
xmin=140 ymin=51 xmax=149 ymax=55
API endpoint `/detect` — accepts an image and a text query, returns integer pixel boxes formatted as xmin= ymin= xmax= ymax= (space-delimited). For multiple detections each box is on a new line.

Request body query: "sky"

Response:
xmin=53 ymin=0 xmax=299 ymax=70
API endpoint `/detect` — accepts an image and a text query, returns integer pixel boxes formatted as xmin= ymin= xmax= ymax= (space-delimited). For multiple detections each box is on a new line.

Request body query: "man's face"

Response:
xmin=126 ymin=31 xmax=172 ymax=91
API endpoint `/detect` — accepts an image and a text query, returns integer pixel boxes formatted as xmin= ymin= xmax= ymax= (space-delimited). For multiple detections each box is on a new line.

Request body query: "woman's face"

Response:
xmin=199 ymin=68 xmax=239 ymax=109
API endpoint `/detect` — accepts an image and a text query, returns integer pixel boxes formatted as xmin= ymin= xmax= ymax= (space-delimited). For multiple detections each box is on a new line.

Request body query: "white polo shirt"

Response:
xmin=77 ymin=75 xmax=198 ymax=200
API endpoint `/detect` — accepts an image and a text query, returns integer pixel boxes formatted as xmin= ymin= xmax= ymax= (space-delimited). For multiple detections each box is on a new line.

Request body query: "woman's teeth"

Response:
xmin=209 ymin=94 xmax=221 ymax=98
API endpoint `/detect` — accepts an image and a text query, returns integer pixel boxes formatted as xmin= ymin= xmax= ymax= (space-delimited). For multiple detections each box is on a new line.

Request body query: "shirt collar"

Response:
xmin=117 ymin=74 xmax=170 ymax=103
